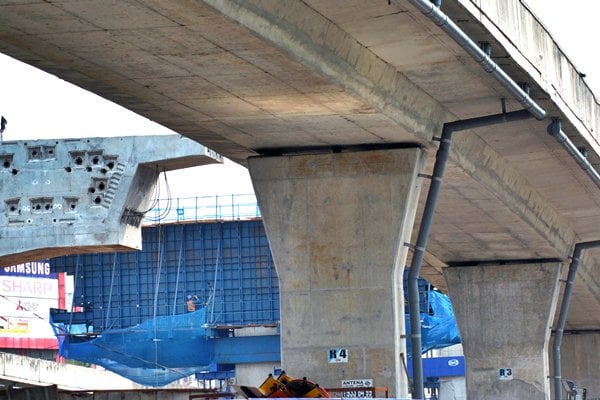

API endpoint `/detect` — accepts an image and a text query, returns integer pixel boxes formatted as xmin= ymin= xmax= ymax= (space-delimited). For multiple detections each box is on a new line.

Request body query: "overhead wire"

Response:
xmin=142 ymin=167 xmax=173 ymax=223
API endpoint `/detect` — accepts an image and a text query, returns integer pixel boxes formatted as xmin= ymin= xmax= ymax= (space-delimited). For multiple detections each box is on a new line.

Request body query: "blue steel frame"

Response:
xmin=50 ymin=220 xmax=280 ymax=332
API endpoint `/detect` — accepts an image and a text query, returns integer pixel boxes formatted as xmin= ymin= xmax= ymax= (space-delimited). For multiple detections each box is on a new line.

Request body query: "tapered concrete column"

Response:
xmin=444 ymin=262 xmax=563 ymax=400
xmin=551 ymin=332 xmax=600 ymax=398
xmin=248 ymin=148 xmax=425 ymax=397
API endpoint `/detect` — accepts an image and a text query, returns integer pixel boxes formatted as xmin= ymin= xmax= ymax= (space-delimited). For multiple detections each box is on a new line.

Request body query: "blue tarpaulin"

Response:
xmin=406 ymin=290 xmax=461 ymax=356
xmin=51 ymin=309 xmax=214 ymax=386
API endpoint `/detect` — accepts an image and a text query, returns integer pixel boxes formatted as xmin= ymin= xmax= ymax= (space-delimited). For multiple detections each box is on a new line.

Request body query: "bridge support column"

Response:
xmin=248 ymin=147 xmax=425 ymax=397
xmin=551 ymin=332 xmax=600 ymax=398
xmin=444 ymin=262 xmax=563 ymax=400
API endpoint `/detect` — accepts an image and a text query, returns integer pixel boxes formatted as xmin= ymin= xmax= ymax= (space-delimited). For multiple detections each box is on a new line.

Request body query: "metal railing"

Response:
xmin=143 ymin=194 xmax=261 ymax=225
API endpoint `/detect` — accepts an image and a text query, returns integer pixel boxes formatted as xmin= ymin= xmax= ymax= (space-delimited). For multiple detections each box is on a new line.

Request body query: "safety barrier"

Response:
xmin=143 ymin=194 xmax=260 ymax=225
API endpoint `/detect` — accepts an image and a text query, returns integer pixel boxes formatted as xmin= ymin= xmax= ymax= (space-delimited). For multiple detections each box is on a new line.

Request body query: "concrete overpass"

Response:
xmin=1 ymin=0 xmax=599 ymax=398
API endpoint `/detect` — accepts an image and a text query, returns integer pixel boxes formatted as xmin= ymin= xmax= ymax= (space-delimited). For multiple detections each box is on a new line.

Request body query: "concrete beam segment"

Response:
xmin=0 ymin=135 xmax=221 ymax=266
xmin=248 ymin=147 xmax=425 ymax=397
xmin=444 ymin=262 xmax=563 ymax=400
xmin=551 ymin=332 xmax=600 ymax=398
xmin=200 ymin=0 xmax=447 ymax=144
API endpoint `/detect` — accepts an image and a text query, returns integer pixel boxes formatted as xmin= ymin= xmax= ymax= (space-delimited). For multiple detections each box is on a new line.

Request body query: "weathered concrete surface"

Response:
xmin=550 ymin=333 xmax=600 ymax=399
xmin=0 ymin=135 xmax=221 ymax=266
xmin=444 ymin=262 xmax=563 ymax=400
xmin=0 ymin=352 xmax=142 ymax=390
xmin=248 ymin=148 xmax=425 ymax=397
xmin=1 ymin=0 xmax=600 ymax=328
xmin=2 ymin=1 xmax=600 ymax=377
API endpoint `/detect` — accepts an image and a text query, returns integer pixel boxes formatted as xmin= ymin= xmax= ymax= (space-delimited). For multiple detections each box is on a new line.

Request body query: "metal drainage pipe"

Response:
xmin=547 ymin=118 xmax=600 ymax=189
xmin=406 ymin=0 xmax=546 ymax=121
xmin=407 ymin=109 xmax=536 ymax=399
xmin=553 ymin=240 xmax=600 ymax=400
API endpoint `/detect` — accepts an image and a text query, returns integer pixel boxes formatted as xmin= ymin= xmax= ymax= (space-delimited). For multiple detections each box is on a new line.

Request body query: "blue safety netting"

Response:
xmin=51 ymin=309 xmax=214 ymax=386
xmin=406 ymin=290 xmax=461 ymax=356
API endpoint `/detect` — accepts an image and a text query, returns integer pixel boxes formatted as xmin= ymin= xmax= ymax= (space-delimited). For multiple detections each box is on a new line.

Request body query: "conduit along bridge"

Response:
xmin=1 ymin=0 xmax=600 ymax=398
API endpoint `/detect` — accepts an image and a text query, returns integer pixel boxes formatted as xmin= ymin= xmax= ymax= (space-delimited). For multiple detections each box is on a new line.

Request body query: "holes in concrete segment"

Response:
xmin=88 ymin=187 xmax=96 ymax=194
xmin=88 ymin=151 xmax=103 ymax=168
xmin=92 ymin=178 xmax=108 ymax=193
xmin=65 ymin=167 xmax=72 ymax=173
xmin=30 ymin=197 xmax=54 ymax=214
xmin=28 ymin=145 xmax=56 ymax=161
xmin=11 ymin=169 xmax=18 ymax=175
xmin=70 ymin=151 xmax=86 ymax=167
xmin=94 ymin=195 xmax=103 ymax=205
xmin=86 ymin=166 xmax=92 ymax=172
xmin=1 ymin=154 xmax=14 ymax=169
xmin=27 ymin=219 xmax=32 ymax=224
xmin=64 ymin=197 xmax=79 ymax=213
xmin=5 ymin=198 xmax=20 ymax=216
xmin=28 ymin=146 xmax=41 ymax=160
xmin=104 ymin=155 xmax=118 ymax=171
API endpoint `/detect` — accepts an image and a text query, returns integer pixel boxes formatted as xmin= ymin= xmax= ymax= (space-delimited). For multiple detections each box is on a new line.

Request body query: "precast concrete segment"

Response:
xmin=550 ymin=333 xmax=600 ymax=398
xmin=444 ymin=262 xmax=563 ymax=400
xmin=248 ymin=147 xmax=425 ymax=398
xmin=0 ymin=135 xmax=221 ymax=266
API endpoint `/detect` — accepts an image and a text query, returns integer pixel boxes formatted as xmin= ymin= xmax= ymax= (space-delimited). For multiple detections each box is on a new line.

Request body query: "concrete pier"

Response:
xmin=248 ymin=147 xmax=425 ymax=397
xmin=444 ymin=262 xmax=563 ymax=400
xmin=552 ymin=332 xmax=600 ymax=398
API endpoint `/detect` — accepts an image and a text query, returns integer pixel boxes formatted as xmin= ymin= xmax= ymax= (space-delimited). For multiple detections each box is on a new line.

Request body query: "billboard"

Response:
xmin=0 ymin=261 xmax=66 ymax=349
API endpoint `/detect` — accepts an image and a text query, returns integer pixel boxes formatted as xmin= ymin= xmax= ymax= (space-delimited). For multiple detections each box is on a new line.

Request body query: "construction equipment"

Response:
xmin=235 ymin=372 xmax=330 ymax=398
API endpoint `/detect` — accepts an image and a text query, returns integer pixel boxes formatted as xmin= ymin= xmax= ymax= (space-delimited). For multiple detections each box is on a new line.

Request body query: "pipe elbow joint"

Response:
xmin=547 ymin=118 xmax=562 ymax=137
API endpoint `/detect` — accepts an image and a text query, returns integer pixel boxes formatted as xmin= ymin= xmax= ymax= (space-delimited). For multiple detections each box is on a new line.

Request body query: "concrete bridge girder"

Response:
xmin=204 ymin=0 xmax=600 ymax=328
xmin=0 ymin=0 xmax=595 ymax=284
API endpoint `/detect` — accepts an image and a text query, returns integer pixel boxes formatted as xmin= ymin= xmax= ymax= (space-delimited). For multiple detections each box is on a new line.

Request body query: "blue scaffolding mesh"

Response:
xmin=51 ymin=309 xmax=214 ymax=386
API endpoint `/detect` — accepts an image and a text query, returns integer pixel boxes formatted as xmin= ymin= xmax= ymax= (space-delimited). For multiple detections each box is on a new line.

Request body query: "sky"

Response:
xmin=0 ymin=55 xmax=255 ymax=199
xmin=0 ymin=1 xmax=598 ymax=198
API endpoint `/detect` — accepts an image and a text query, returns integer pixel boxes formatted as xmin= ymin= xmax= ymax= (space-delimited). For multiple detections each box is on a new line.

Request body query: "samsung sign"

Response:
xmin=1 ymin=261 xmax=53 ymax=277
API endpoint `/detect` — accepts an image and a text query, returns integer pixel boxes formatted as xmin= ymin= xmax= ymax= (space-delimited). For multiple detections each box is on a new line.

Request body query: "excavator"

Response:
xmin=235 ymin=371 xmax=331 ymax=398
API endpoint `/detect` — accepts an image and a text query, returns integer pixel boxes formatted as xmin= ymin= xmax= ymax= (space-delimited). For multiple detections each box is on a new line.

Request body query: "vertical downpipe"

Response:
xmin=553 ymin=240 xmax=600 ymax=400
xmin=407 ymin=110 xmax=535 ymax=399
xmin=408 ymin=125 xmax=452 ymax=400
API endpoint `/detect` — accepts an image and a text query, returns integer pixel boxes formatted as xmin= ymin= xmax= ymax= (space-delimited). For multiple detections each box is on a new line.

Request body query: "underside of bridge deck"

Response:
xmin=0 ymin=0 xmax=599 ymax=331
